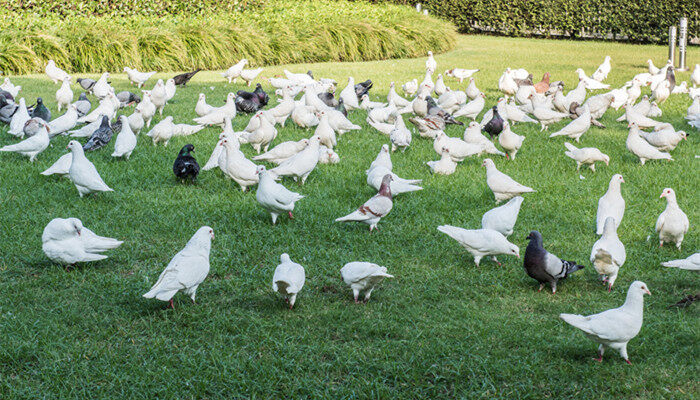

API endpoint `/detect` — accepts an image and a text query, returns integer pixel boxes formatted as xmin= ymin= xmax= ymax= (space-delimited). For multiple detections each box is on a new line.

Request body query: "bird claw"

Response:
xmin=593 ymin=356 xmax=603 ymax=362
xmin=625 ymin=359 xmax=632 ymax=365
xmin=288 ymin=211 xmax=294 ymax=219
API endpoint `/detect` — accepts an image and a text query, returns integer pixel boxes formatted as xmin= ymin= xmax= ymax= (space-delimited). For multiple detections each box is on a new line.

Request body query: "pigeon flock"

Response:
xmin=0 ymin=53 xmax=698 ymax=366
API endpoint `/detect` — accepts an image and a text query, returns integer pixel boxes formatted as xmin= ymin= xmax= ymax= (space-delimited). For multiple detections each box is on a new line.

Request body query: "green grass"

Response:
xmin=0 ymin=34 xmax=698 ymax=398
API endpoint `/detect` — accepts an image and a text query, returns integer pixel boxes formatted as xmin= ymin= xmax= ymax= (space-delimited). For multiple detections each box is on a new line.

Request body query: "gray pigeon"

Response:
xmin=523 ymin=230 xmax=584 ymax=294
xmin=73 ymin=93 xmax=91 ymax=117
xmin=30 ymin=97 xmax=51 ymax=122
xmin=76 ymin=78 xmax=96 ymax=92
xmin=116 ymin=91 xmax=141 ymax=108
xmin=0 ymin=102 xmax=18 ymax=124
xmin=22 ymin=118 xmax=47 ymax=138
xmin=83 ymin=115 xmax=113 ymax=151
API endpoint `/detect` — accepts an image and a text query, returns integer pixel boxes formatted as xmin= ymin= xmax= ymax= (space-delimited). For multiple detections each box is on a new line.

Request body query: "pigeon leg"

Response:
xmin=538 ymin=284 xmax=544 ymax=292
xmin=625 ymin=359 xmax=632 ymax=365
xmin=288 ymin=211 xmax=294 ymax=219
xmin=491 ymin=256 xmax=502 ymax=266
xmin=659 ymin=241 xmax=663 ymax=248
xmin=594 ymin=345 xmax=604 ymax=362
xmin=167 ymin=299 xmax=175 ymax=309
xmin=353 ymin=289 xmax=360 ymax=304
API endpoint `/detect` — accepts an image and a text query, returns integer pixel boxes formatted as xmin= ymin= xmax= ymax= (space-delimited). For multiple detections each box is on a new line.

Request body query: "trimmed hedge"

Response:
xmin=0 ymin=0 xmax=456 ymax=74
xmin=390 ymin=0 xmax=698 ymax=44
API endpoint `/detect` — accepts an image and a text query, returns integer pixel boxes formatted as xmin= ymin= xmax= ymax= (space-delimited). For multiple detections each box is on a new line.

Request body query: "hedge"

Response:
xmin=0 ymin=0 xmax=265 ymax=17
xmin=390 ymin=0 xmax=698 ymax=44
xmin=0 ymin=0 xmax=456 ymax=74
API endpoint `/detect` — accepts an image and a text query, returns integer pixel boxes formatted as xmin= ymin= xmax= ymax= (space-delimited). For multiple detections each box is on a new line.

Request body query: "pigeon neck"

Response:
xmin=622 ymin=290 xmax=645 ymax=314
xmin=664 ymin=195 xmax=679 ymax=209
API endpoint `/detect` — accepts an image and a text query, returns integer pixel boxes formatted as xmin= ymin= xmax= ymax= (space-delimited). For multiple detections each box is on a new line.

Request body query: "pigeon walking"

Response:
xmin=255 ymin=165 xmax=304 ymax=224
xmin=335 ymin=175 xmax=393 ymax=231
xmin=173 ymin=144 xmax=200 ymax=182
xmin=272 ymin=253 xmax=305 ymax=309
xmin=523 ymin=231 xmax=584 ymax=293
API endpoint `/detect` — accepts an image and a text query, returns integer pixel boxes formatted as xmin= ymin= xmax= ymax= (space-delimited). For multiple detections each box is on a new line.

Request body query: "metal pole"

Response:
xmin=668 ymin=26 xmax=676 ymax=66
xmin=678 ymin=17 xmax=688 ymax=71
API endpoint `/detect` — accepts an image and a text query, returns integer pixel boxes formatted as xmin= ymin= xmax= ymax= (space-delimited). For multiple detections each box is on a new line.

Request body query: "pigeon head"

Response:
xmin=179 ymin=144 xmax=195 ymax=156
xmin=526 ymin=230 xmax=542 ymax=243
xmin=380 ymin=144 xmax=389 ymax=153
xmin=660 ymin=188 xmax=676 ymax=201
xmin=601 ymin=153 xmax=610 ymax=166
xmin=507 ymin=243 xmax=520 ymax=258
xmin=192 ymin=226 xmax=215 ymax=244
xmin=378 ymin=174 xmax=393 ymax=197
xmin=66 ymin=140 xmax=82 ymax=152
xmin=255 ymin=165 xmax=267 ymax=175
xmin=481 ymin=158 xmax=495 ymax=169
xmin=68 ymin=218 xmax=83 ymax=236
xmin=36 ymin=97 xmax=44 ymax=105
xmin=630 ymin=281 xmax=651 ymax=296
xmin=280 ymin=253 xmax=291 ymax=263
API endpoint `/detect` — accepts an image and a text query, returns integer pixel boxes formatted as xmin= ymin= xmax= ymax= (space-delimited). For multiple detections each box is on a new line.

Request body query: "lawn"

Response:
xmin=0 ymin=35 xmax=698 ymax=399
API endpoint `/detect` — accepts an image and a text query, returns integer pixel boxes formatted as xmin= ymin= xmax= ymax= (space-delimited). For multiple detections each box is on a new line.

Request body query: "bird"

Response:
xmin=240 ymin=67 xmax=263 ymax=86
xmin=691 ymin=64 xmax=700 ymax=87
xmin=150 ymin=79 xmax=168 ymax=115
xmin=596 ymin=174 xmax=625 ymax=235
xmin=425 ymin=51 xmax=437 ymax=74
xmin=626 ymin=123 xmax=673 ymax=165
xmin=482 ymin=106 xmax=504 ymax=139
xmin=272 ymin=254 xmax=306 ymax=309
xmin=575 ymin=68 xmax=610 ymax=90
xmin=433 ymin=132 xmax=482 ymax=162
xmin=592 ymin=56 xmax=612 ymax=82
xmin=7 ymin=98 xmax=30 ymax=137
xmin=116 ymin=91 xmax=140 ymax=108
xmin=335 ymin=175 xmax=393 ymax=231
xmin=123 ymin=67 xmax=155 ymax=88
xmin=389 ymin=115 xmax=412 ymax=153
xmin=560 ymin=281 xmax=651 ymax=364
xmin=41 ymin=153 xmax=72 ymax=177
xmin=0 ymin=119 xmax=49 ymax=162
xmin=42 ymin=218 xmax=122 ymax=266
xmin=452 ymin=92 xmax=485 ymax=120
xmin=340 ymin=262 xmax=393 ymax=303
xmin=433 ymin=74 xmax=448 ymax=96
xmin=221 ymin=59 xmax=248 ymax=83
xmin=366 ymin=164 xmax=422 ymax=196
xmin=47 ymin=104 xmax=79 ymax=137
xmin=426 ymin=96 xmax=462 ymax=125
xmin=445 ymin=68 xmax=480 ymax=83
xmin=482 ymin=158 xmax=534 ymax=203
xmin=55 ymin=77 xmax=74 ymax=112
xmin=135 ymin=92 xmax=156 ymax=127
xmin=549 ymin=106 xmax=591 ymax=142
xmin=91 ymin=72 xmax=112 ymax=99
xmin=438 ymin=226 xmax=520 ymax=267
xmin=252 ymin=139 xmax=309 ymax=164
xmin=662 ymin=253 xmax=700 ymax=271
xmin=481 ymin=196 xmax=523 ymax=237
xmin=235 ymin=84 xmax=269 ymax=113
xmin=339 ymin=77 xmax=360 ymax=110
xmin=531 ymin=97 xmax=569 ymax=131
xmin=83 ymin=115 xmax=113 ymax=151
xmin=219 ymin=138 xmax=259 ymax=191
xmin=313 ymin=111 xmax=337 ymax=149
xmin=111 ymin=115 xmax=137 ymax=160
xmin=638 ymin=125 xmax=686 ymax=152
xmin=523 ymin=230 xmax=584 ymax=293
xmin=143 ymin=226 xmax=214 ymax=309
xmin=31 ymin=97 xmax=51 ymax=122
xmin=426 ymin=147 xmax=457 ymax=175
xmin=533 ymin=72 xmax=550 ymax=93
xmin=66 ymin=140 xmax=113 ymax=197
xmin=269 ymin=136 xmax=321 ymax=185
xmin=255 ymin=165 xmax=304 ymax=224
xmin=408 ymin=115 xmax=444 ymax=139
xmin=591 ymin=217 xmax=626 ymax=291
xmin=45 ymin=60 xmax=70 ymax=84
xmin=563 ymin=142 xmax=609 ymax=172
xmin=354 ymin=79 xmax=373 ymax=99
xmin=656 ymin=188 xmax=689 ymax=249
xmin=402 ymin=79 xmax=418 ymax=96
xmin=497 ymin=122 xmax=525 ymax=160
xmin=172 ymin=69 xmax=200 ymax=86
xmin=173 ymin=144 xmax=200 ymax=182
xmin=146 ymin=116 xmax=176 ymax=146
xmin=669 ymin=294 xmax=699 ymax=308
xmin=318 ymin=145 xmax=340 ymax=164
xmin=76 ymin=77 xmax=96 ymax=92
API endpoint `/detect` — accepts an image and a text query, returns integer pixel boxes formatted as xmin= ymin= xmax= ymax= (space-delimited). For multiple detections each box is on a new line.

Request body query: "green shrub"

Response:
xmin=0 ymin=1 xmax=456 ymax=74
xmin=389 ymin=0 xmax=698 ymax=44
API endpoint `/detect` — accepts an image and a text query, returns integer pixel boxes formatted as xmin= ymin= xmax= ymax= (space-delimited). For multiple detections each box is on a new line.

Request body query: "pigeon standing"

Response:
xmin=560 ymin=281 xmax=651 ymax=364
xmin=255 ymin=165 xmax=304 ymax=224
xmin=42 ymin=218 xmax=122 ymax=266
xmin=481 ymin=196 xmax=523 ymax=237
xmin=482 ymin=106 xmax=504 ymax=139
xmin=340 ymin=262 xmax=393 ymax=303
xmin=335 ymin=175 xmax=393 ymax=231
xmin=482 ymin=158 xmax=534 ymax=203
xmin=272 ymin=253 xmax=306 ymax=309
xmin=66 ymin=140 xmax=113 ymax=197
xmin=656 ymin=188 xmax=689 ymax=249
xmin=83 ymin=115 xmax=113 ymax=151
xmin=111 ymin=115 xmax=137 ymax=160
xmin=31 ymin=97 xmax=51 ymax=122
xmin=523 ymin=231 xmax=584 ymax=294
xmin=590 ymin=217 xmax=626 ymax=291
xmin=76 ymin=78 xmax=96 ymax=93
xmin=143 ymin=226 xmax=214 ymax=309
xmin=563 ymin=142 xmax=609 ymax=172
xmin=596 ymin=174 xmax=625 ymax=235
xmin=0 ymin=119 xmax=50 ymax=162
xmin=173 ymin=69 xmax=201 ymax=86
xmin=173 ymin=144 xmax=200 ymax=182
xmin=438 ymin=226 xmax=520 ymax=267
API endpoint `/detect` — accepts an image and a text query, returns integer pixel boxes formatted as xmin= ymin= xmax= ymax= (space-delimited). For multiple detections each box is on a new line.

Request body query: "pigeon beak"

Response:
xmin=644 ymin=288 xmax=651 ymax=296
xmin=659 ymin=193 xmax=665 ymax=198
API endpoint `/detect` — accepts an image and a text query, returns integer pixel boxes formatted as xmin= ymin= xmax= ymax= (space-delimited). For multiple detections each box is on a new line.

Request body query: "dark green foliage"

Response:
xmin=391 ymin=0 xmax=699 ymax=44
xmin=0 ymin=0 xmax=265 ymax=17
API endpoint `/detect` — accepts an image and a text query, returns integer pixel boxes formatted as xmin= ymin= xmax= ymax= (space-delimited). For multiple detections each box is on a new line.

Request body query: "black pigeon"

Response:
xmin=83 ymin=115 xmax=113 ymax=151
xmin=523 ymin=231 xmax=584 ymax=294
xmin=335 ymin=98 xmax=347 ymax=117
xmin=317 ymin=92 xmax=338 ymax=108
xmin=173 ymin=144 xmax=200 ymax=182
xmin=665 ymin=66 xmax=676 ymax=93
xmin=354 ymin=79 xmax=373 ymax=99
xmin=0 ymin=101 xmax=18 ymax=124
xmin=669 ymin=294 xmax=698 ymax=309
xmin=482 ymin=106 xmax=504 ymax=139
xmin=173 ymin=69 xmax=201 ymax=86
xmin=76 ymin=78 xmax=96 ymax=92
xmin=116 ymin=91 xmax=141 ymax=108
xmin=426 ymin=96 xmax=463 ymax=125
xmin=31 ymin=97 xmax=51 ymax=122
xmin=235 ymin=83 xmax=269 ymax=113
xmin=73 ymin=93 xmax=92 ymax=117
xmin=0 ymin=89 xmax=14 ymax=103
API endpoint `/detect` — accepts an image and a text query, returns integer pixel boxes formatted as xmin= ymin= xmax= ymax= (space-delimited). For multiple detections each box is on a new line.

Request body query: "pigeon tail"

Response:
xmin=563 ymin=260 xmax=585 ymax=276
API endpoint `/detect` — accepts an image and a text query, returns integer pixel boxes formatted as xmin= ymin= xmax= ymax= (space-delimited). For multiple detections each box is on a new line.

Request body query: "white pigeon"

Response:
xmin=436 ymin=89 xmax=466 ymax=113
xmin=91 ymin=72 xmax=112 ymax=99
xmin=45 ymin=60 xmax=70 ymax=84
xmin=465 ymin=77 xmax=480 ymax=100
xmin=575 ymin=68 xmax=610 ymax=90
xmin=283 ymin=69 xmax=315 ymax=86
xmin=69 ymin=118 xmax=102 ymax=138
xmin=172 ymin=123 xmax=204 ymax=137
xmin=651 ymin=79 xmax=670 ymax=104
xmin=221 ymin=59 xmax=248 ymax=83
xmin=272 ymin=253 xmax=306 ymax=308
xmin=291 ymin=104 xmax=319 ymax=128
xmin=313 ymin=111 xmax=336 ymax=149
xmin=77 ymin=93 xmax=118 ymax=124
xmin=437 ymin=226 xmax=520 ymax=267
xmin=662 ymin=253 xmax=700 ymax=271
xmin=123 ymin=67 xmax=156 ymax=88
xmin=463 ymin=121 xmax=505 ymax=157
xmin=425 ymin=51 xmax=437 ymax=74
xmin=268 ymin=87 xmax=296 ymax=126
xmin=498 ymin=122 xmax=525 ymax=160
xmin=340 ymin=262 xmax=394 ymax=303
xmin=481 ymin=196 xmax=523 ymax=237
xmin=560 ymin=281 xmax=651 ymax=364
xmin=41 ymin=153 xmax=72 ymax=177
xmin=360 ymin=94 xmax=386 ymax=111
xmin=48 ymin=104 xmax=79 ymax=137
xmin=531 ymin=95 xmax=569 ymax=131
xmin=420 ymin=71 xmax=434 ymax=92
xmin=252 ymin=139 xmax=309 ymax=164
xmin=402 ymin=79 xmax=418 ymax=96
xmin=0 ymin=120 xmax=49 ymax=162
xmin=656 ymin=188 xmax=689 ymax=249
xmin=387 ymin=82 xmax=411 ymax=108
xmin=482 ymin=158 xmax=534 ymax=203
xmin=626 ymin=123 xmax=673 ymax=165
xmin=136 ymin=91 xmax=156 ymax=127
xmin=42 ymin=218 xmax=122 ymax=265
xmin=596 ymin=174 xmax=625 ymax=235
xmin=146 ymin=116 xmax=176 ymax=146
xmin=240 ymin=111 xmax=278 ymax=153
xmin=318 ymin=145 xmax=340 ymax=164
xmin=335 ymin=175 xmax=393 ymax=231
xmin=255 ymin=165 xmax=304 ymax=224
xmin=623 ymin=105 xmax=663 ymax=129
xmin=433 ymin=74 xmax=448 ymax=96
xmin=549 ymin=106 xmax=591 ymax=142
xmin=150 ymin=79 xmax=168 ymax=115
xmin=639 ymin=125 xmax=686 ymax=151
xmin=55 ymin=77 xmax=74 ymax=112
xmin=445 ymin=68 xmax=479 ymax=83
xmin=327 ymin=109 xmax=361 ymax=134
xmin=590 ymin=217 xmax=626 ymax=291
xmin=591 ymin=56 xmax=612 ymax=82
xmin=563 ymin=142 xmax=609 ymax=172
xmin=498 ymin=69 xmax=518 ymax=95
xmin=195 ymin=93 xmax=215 ymax=117
xmin=433 ymin=131 xmax=482 ymax=162
xmin=66 ymin=140 xmax=113 ymax=197
xmin=270 ymin=136 xmax=321 ymax=185
xmin=426 ymin=148 xmax=457 ymax=175
xmin=240 ymin=67 xmax=263 ymax=86
xmin=1 ymin=77 xmax=21 ymax=97
xmin=112 ymin=115 xmax=137 ymax=159
xmin=368 ymin=103 xmax=398 ymax=124
xmin=691 ymin=64 xmax=700 ymax=87
xmin=143 ymin=226 xmax=214 ymax=309
xmin=369 ymin=144 xmax=393 ymax=171
xmin=339 ymin=77 xmax=360 ymax=110
xmin=8 ymin=98 xmax=30 ymax=138
xmin=366 ymin=165 xmax=422 ymax=196
xmin=389 ymin=115 xmax=412 ymax=152
xmin=220 ymin=138 xmax=259 ymax=191
xmin=164 ymin=78 xmax=176 ymax=102
xmin=453 ymin=92 xmax=485 ymax=119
